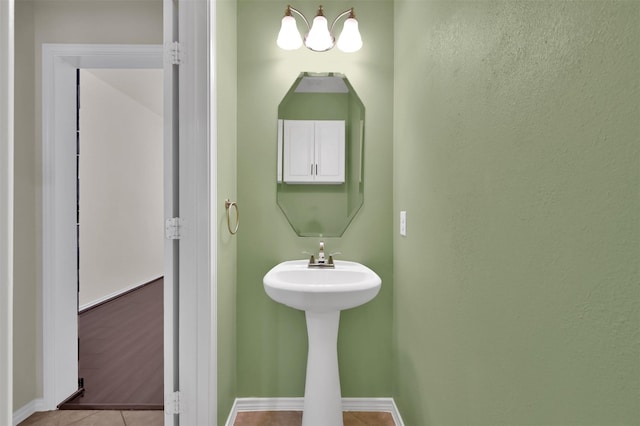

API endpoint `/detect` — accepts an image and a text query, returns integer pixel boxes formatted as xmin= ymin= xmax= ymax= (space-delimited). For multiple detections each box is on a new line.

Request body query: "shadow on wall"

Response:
xmin=396 ymin=351 xmax=428 ymax=426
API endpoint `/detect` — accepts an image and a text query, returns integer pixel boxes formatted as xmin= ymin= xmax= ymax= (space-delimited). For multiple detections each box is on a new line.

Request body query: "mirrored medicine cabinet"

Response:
xmin=276 ymin=72 xmax=364 ymax=237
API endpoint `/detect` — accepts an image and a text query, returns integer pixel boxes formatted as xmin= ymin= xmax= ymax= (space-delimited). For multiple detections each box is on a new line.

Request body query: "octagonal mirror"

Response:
xmin=276 ymin=72 xmax=364 ymax=237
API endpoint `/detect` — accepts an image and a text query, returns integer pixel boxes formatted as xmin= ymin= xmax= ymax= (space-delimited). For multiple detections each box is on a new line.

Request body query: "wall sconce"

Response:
xmin=277 ymin=5 xmax=363 ymax=53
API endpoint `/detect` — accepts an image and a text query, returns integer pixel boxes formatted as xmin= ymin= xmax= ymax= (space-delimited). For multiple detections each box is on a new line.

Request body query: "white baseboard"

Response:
xmin=13 ymin=398 xmax=44 ymax=426
xmin=225 ymin=397 xmax=404 ymax=426
xmin=388 ymin=399 xmax=405 ymax=426
xmin=79 ymin=276 xmax=162 ymax=312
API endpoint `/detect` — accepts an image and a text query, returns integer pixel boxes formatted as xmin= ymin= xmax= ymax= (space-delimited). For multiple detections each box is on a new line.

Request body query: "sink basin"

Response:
xmin=263 ymin=259 xmax=381 ymax=312
xmin=263 ymin=259 xmax=382 ymax=426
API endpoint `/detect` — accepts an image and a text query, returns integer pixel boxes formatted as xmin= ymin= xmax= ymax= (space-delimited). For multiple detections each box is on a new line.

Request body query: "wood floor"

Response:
xmin=60 ymin=278 xmax=164 ymax=410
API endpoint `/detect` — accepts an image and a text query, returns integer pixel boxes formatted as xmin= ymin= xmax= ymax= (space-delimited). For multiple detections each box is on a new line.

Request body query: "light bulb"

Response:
xmin=336 ymin=17 xmax=362 ymax=52
xmin=277 ymin=15 xmax=303 ymax=50
xmin=304 ymin=14 xmax=334 ymax=51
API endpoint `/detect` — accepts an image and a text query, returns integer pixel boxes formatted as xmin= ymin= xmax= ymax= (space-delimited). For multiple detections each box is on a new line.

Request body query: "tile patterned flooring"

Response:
xmin=18 ymin=410 xmax=163 ymax=426
xmin=19 ymin=410 xmax=395 ymax=425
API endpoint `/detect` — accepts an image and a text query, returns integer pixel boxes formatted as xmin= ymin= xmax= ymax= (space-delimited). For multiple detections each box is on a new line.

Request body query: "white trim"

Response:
xmin=343 ymin=397 xmax=402 ymax=414
xmin=231 ymin=397 xmax=305 ymax=413
xmin=175 ymin=0 xmax=217 ymax=423
xmin=0 ymin=0 xmax=14 ymax=423
xmin=224 ymin=398 xmax=240 ymax=426
xmin=41 ymin=43 xmax=163 ymax=410
xmin=277 ymin=119 xmax=283 ymax=182
xmin=78 ymin=276 xmax=163 ymax=312
xmin=389 ymin=399 xmax=406 ymax=426
xmin=209 ymin=0 xmax=219 ymax=424
xmin=12 ymin=399 xmax=44 ymax=426
xmin=225 ymin=397 xmax=405 ymax=426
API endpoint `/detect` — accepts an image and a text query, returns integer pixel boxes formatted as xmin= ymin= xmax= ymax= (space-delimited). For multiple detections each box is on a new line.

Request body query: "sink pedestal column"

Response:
xmin=303 ymin=311 xmax=343 ymax=426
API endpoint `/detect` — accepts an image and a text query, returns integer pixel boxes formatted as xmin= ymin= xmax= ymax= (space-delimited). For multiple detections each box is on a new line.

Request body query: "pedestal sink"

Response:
xmin=263 ymin=260 xmax=382 ymax=426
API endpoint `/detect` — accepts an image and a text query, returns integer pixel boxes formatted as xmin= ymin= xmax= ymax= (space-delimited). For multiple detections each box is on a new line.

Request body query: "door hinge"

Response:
xmin=165 ymin=217 xmax=183 ymax=240
xmin=166 ymin=41 xmax=183 ymax=65
xmin=165 ymin=391 xmax=182 ymax=415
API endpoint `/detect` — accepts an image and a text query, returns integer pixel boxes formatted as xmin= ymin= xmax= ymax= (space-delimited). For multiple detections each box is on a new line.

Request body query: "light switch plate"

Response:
xmin=400 ymin=211 xmax=407 ymax=236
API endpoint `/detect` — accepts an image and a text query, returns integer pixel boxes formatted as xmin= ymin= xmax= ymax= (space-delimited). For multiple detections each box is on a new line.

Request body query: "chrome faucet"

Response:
xmin=308 ymin=241 xmax=335 ymax=268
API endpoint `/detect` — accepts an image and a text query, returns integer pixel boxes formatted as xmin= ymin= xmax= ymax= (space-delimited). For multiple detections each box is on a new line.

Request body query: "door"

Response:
xmin=283 ymin=120 xmax=315 ymax=183
xmin=314 ymin=120 xmax=345 ymax=183
xmin=174 ymin=0 xmax=217 ymax=423
xmin=163 ymin=2 xmax=179 ymax=425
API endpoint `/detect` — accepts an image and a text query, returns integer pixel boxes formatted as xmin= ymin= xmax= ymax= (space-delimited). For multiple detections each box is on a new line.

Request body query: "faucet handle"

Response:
xmin=327 ymin=252 xmax=341 ymax=265
xmin=302 ymin=251 xmax=315 ymax=264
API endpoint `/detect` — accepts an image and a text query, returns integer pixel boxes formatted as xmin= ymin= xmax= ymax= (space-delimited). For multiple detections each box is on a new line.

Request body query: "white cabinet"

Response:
xmin=280 ymin=119 xmax=345 ymax=184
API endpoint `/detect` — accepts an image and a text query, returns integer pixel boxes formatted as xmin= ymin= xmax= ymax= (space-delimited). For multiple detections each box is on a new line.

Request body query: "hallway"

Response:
xmin=60 ymin=279 xmax=163 ymax=410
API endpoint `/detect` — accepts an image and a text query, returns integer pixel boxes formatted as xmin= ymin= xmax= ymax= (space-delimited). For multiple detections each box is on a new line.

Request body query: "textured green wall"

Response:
xmin=217 ymin=0 xmax=238 ymax=424
xmin=237 ymin=0 xmax=394 ymax=398
xmin=393 ymin=1 xmax=640 ymax=425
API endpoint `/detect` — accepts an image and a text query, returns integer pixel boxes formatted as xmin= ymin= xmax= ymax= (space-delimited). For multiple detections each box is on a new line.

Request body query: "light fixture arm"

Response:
xmin=286 ymin=5 xmax=355 ymax=35
xmin=329 ymin=8 xmax=355 ymax=34
xmin=285 ymin=5 xmax=311 ymax=32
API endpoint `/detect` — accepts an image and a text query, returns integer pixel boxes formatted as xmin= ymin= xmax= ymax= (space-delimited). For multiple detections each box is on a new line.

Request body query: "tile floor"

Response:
xmin=19 ymin=410 xmax=396 ymax=426
xmin=18 ymin=410 xmax=163 ymax=426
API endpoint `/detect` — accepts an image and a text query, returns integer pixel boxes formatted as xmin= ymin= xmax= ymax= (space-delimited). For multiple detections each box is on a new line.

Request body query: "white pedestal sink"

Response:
xmin=263 ymin=260 xmax=381 ymax=426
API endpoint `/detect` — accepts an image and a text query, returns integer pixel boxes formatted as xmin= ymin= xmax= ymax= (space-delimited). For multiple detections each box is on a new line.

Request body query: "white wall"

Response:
xmin=78 ymin=69 xmax=163 ymax=308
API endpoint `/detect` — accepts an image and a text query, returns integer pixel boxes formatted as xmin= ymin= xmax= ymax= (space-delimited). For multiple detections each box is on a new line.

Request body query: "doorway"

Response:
xmin=58 ymin=68 xmax=165 ymax=409
xmin=40 ymin=44 xmax=176 ymax=412
xmin=40 ymin=24 xmax=217 ymax=423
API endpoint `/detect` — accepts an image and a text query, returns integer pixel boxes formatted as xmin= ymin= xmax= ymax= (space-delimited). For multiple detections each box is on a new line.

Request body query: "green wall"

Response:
xmin=217 ymin=0 xmax=238 ymax=423
xmin=237 ymin=0 xmax=394 ymax=398
xmin=393 ymin=1 xmax=640 ymax=425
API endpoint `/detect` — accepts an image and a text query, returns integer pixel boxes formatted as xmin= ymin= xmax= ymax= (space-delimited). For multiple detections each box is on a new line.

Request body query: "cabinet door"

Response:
xmin=315 ymin=120 xmax=345 ymax=183
xmin=283 ymin=120 xmax=315 ymax=183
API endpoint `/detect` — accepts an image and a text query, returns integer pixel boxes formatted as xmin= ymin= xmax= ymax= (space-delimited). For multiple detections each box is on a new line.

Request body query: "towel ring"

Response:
xmin=224 ymin=199 xmax=239 ymax=235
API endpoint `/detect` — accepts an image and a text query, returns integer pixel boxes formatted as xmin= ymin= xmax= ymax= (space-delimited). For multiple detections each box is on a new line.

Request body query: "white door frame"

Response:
xmin=175 ymin=0 xmax=217 ymax=423
xmin=41 ymin=44 xmax=168 ymax=411
xmin=41 ymin=23 xmax=217 ymax=424
xmin=0 ymin=0 xmax=14 ymax=423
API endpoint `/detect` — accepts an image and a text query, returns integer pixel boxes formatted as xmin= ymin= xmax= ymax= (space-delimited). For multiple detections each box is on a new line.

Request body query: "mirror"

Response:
xmin=277 ymin=72 xmax=364 ymax=237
